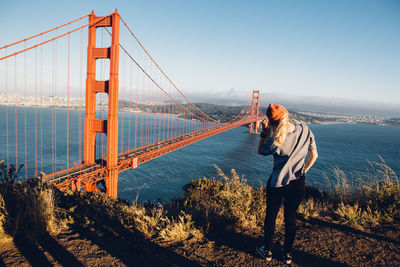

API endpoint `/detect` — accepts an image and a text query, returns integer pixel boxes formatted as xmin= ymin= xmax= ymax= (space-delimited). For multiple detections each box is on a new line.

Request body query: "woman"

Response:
xmin=256 ymin=104 xmax=318 ymax=264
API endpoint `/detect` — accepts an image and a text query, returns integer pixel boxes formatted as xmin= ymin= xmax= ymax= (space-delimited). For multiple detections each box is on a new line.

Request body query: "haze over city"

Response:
xmin=1 ymin=0 xmax=399 ymax=117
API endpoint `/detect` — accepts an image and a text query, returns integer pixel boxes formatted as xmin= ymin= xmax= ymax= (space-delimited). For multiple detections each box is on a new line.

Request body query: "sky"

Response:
xmin=1 ymin=0 xmax=399 ymax=116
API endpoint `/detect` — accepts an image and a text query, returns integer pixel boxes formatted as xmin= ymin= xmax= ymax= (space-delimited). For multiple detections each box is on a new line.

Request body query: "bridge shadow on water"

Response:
xmin=214 ymin=130 xmax=259 ymax=169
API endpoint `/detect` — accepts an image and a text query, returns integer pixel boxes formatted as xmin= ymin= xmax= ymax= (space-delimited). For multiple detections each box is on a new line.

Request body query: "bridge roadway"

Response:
xmin=43 ymin=119 xmax=254 ymax=191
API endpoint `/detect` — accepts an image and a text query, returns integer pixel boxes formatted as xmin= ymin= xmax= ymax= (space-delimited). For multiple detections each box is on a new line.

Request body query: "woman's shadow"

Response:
xmin=205 ymin=226 xmax=349 ymax=266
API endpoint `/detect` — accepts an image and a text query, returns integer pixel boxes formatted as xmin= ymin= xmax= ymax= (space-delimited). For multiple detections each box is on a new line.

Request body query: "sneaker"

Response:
xmin=256 ymin=245 xmax=272 ymax=261
xmin=283 ymin=252 xmax=292 ymax=264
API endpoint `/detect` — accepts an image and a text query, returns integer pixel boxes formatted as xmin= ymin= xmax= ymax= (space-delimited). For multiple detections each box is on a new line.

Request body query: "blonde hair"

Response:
xmin=272 ymin=110 xmax=289 ymax=146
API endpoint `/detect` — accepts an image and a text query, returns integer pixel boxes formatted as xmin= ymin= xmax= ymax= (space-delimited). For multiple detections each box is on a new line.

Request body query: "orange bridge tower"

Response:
xmin=249 ymin=90 xmax=260 ymax=134
xmin=84 ymin=10 xmax=120 ymax=198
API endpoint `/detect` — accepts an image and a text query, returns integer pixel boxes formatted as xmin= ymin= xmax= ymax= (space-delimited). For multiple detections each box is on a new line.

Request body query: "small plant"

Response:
xmin=0 ymin=160 xmax=59 ymax=237
xmin=24 ymin=180 xmax=58 ymax=233
xmin=183 ymin=166 xmax=266 ymax=231
xmin=298 ymin=198 xmax=322 ymax=219
xmin=156 ymin=211 xmax=203 ymax=245
xmin=0 ymin=160 xmax=25 ymax=189
xmin=335 ymin=202 xmax=381 ymax=229
xmin=134 ymin=205 xmax=165 ymax=238
xmin=332 ymin=167 xmax=352 ymax=202
xmin=335 ymin=202 xmax=366 ymax=229
xmin=0 ymin=194 xmax=8 ymax=240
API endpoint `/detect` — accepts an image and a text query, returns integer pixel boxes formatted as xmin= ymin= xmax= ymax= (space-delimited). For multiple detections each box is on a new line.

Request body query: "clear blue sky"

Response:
xmin=1 ymin=0 xmax=399 ymax=105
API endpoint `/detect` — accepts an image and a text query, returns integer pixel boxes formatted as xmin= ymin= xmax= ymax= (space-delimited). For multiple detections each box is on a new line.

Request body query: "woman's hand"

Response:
xmin=261 ymin=118 xmax=270 ymax=133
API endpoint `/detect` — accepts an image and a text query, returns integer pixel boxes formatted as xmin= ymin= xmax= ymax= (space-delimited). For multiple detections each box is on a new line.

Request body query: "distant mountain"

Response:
xmin=184 ymin=89 xmax=400 ymax=118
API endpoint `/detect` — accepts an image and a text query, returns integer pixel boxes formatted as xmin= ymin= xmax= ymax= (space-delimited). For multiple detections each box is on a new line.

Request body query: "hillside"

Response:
xmin=1 ymin=163 xmax=399 ymax=266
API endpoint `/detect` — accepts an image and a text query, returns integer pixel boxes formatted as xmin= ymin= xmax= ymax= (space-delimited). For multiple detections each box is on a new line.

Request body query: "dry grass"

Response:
xmin=329 ymin=158 xmax=400 ymax=228
xmin=335 ymin=202 xmax=381 ymax=229
xmin=24 ymin=180 xmax=58 ymax=233
xmin=182 ymin=166 xmax=266 ymax=231
xmin=0 ymin=158 xmax=398 ymax=245
xmin=0 ymin=193 xmax=9 ymax=241
xmin=0 ymin=179 xmax=60 ymax=237
xmin=0 ymin=166 xmax=204 ymax=246
xmin=295 ymin=158 xmax=400 ymax=229
xmin=298 ymin=198 xmax=324 ymax=219
xmin=57 ymin=190 xmax=202 ymax=245
xmin=181 ymin=162 xmax=399 ymax=231
xmin=156 ymin=211 xmax=203 ymax=245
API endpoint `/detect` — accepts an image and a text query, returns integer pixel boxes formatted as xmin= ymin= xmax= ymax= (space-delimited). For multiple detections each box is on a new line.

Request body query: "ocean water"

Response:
xmin=1 ymin=106 xmax=399 ymax=202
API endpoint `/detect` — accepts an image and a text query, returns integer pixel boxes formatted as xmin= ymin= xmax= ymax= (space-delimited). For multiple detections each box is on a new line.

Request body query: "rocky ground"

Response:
xmin=1 ymin=215 xmax=399 ymax=266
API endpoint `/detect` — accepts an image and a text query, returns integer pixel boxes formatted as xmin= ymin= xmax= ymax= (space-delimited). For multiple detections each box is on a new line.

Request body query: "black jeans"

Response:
xmin=264 ymin=175 xmax=306 ymax=253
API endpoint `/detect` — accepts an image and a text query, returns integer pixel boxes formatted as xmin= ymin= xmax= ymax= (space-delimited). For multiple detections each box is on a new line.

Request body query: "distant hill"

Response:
xmin=383 ymin=118 xmax=400 ymax=126
xmin=288 ymin=110 xmax=325 ymax=124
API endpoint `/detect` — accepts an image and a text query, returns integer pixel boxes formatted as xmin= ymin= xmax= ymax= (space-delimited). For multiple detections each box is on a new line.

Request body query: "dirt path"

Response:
xmin=1 ymin=218 xmax=399 ymax=266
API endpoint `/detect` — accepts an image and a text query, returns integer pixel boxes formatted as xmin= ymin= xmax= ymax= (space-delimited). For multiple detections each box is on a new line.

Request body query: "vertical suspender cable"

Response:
xmin=5 ymin=49 xmax=9 ymax=170
xmin=170 ymin=99 xmax=173 ymax=139
xmin=134 ymin=66 xmax=138 ymax=149
xmin=152 ymin=77 xmax=155 ymax=144
xmin=154 ymin=76 xmax=157 ymax=142
xmin=128 ymin=58 xmax=132 ymax=149
xmin=183 ymin=104 xmax=186 ymax=136
xmin=140 ymin=70 xmax=144 ymax=147
xmin=162 ymin=85 xmax=166 ymax=141
xmin=120 ymin=52 xmax=125 ymax=152
xmin=54 ymin=34 xmax=57 ymax=171
xmin=144 ymin=74 xmax=147 ymax=145
xmin=149 ymin=76 xmax=152 ymax=144
xmin=189 ymin=107 xmax=192 ymax=134
xmin=145 ymin=63 xmax=149 ymax=145
xmin=40 ymin=37 xmax=43 ymax=172
xmin=157 ymin=74 xmax=160 ymax=142
xmin=67 ymin=33 xmax=70 ymax=169
xmin=34 ymin=47 xmax=38 ymax=176
xmin=167 ymin=99 xmax=170 ymax=140
xmin=79 ymin=26 xmax=84 ymax=164
xmin=166 ymin=96 xmax=169 ymax=140
xmin=14 ymin=57 xmax=18 ymax=170
xmin=24 ymin=42 xmax=27 ymax=180
xmin=162 ymin=80 xmax=165 ymax=141
xmin=158 ymin=85 xmax=161 ymax=142
xmin=169 ymin=99 xmax=172 ymax=139
xmin=52 ymin=40 xmax=55 ymax=172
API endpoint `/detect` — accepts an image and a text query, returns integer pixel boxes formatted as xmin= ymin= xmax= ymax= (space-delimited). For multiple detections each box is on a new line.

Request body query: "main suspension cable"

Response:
xmin=120 ymin=16 xmax=220 ymax=124
xmin=0 ymin=14 xmax=89 ymax=50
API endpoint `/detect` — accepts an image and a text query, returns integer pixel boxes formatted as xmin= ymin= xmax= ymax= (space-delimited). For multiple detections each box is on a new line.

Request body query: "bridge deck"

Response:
xmin=43 ymin=120 xmax=253 ymax=191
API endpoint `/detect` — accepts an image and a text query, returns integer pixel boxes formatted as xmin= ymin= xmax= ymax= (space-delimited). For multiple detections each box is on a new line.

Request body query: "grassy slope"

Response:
xmin=0 ymin=162 xmax=399 ymax=266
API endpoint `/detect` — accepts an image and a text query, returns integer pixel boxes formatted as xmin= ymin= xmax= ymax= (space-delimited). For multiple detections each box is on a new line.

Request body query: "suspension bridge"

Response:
xmin=0 ymin=10 xmax=260 ymax=198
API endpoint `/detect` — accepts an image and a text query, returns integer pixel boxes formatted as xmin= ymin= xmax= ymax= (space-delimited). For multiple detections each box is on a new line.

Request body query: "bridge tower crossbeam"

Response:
xmin=84 ymin=10 xmax=120 ymax=198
